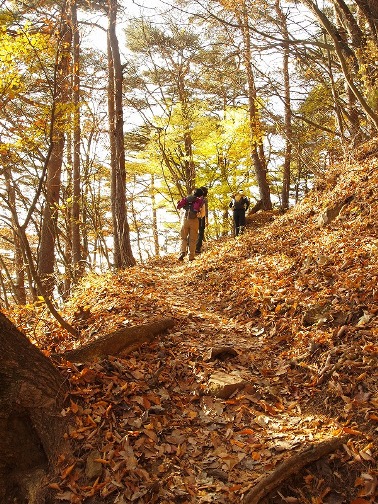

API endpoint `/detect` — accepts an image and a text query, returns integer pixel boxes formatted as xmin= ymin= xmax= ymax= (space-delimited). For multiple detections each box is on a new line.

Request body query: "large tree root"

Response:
xmin=61 ymin=317 xmax=175 ymax=362
xmin=243 ymin=437 xmax=348 ymax=504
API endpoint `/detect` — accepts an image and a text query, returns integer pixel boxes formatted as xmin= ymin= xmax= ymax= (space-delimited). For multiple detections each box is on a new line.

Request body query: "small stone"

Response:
xmin=85 ymin=450 xmax=102 ymax=479
xmin=207 ymin=371 xmax=246 ymax=399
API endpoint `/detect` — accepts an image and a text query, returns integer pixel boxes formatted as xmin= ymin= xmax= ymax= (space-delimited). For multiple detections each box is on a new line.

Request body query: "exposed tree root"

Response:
xmin=243 ymin=437 xmax=348 ymax=504
xmin=60 ymin=317 xmax=175 ymax=362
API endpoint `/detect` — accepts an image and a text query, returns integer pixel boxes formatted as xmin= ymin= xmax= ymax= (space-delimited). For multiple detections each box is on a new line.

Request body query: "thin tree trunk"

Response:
xmin=38 ymin=0 xmax=73 ymax=296
xmin=324 ymin=30 xmax=346 ymax=142
xmin=0 ymin=270 xmax=10 ymax=309
xmin=151 ymin=174 xmax=160 ymax=256
xmin=275 ymin=0 xmax=292 ymax=211
xmin=107 ymin=30 xmax=121 ymax=268
xmin=4 ymin=167 xmax=26 ymax=304
xmin=177 ymin=73 xmax=195 ymax=193
xmin=107 ymin=0 xmax=135 ymax=268
xmin=63 ymin=126 xmax=73 ymax=300
xmin=331 ymin=6 xmax=363 ymax=144
xmin=20 ymin=225 xmax=78 ymax=336
xmin=239 ymin=2 xmax=272 ymax=210
xmin=71 ymin=0 xmax=83 ymax=281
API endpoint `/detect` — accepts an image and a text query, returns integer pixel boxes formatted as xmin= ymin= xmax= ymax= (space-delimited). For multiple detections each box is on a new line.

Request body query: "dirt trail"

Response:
xmin=147 ymin=252 xmax=262 ymax=358
xmin=53 ymin=196 xmax=378 ymax=502
xmin=126 ymin=248 xmax=358 ymax=503
xmin=131 ymin=216 xmax=378 ymax=503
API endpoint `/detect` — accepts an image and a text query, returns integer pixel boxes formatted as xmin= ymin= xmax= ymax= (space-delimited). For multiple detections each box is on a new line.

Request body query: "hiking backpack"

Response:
xmin=233 ymin=195 xmax=246 ymax=210
xmin=177 ymin=194 xmax=203 ymax=218
xmin=185 ymin=195 xmax=200 ymax=218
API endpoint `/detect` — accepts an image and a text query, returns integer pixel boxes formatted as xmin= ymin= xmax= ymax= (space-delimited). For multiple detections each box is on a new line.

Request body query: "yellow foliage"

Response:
xmin=0 ymin=24 xmax=52 ymax=101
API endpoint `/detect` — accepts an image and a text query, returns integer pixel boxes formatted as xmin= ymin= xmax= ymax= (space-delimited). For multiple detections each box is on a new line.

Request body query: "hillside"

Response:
xmin=20 ymin=143 xmax=378 ymax=503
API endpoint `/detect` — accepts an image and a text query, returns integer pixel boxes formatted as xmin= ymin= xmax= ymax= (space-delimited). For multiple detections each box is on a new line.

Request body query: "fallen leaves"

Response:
xmin=15 ymin=156 xmax=378 ymax=502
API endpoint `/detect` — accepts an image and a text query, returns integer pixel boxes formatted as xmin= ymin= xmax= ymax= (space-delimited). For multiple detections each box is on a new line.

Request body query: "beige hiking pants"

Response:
xmin=180 ymin=217 xmax=199 ymax=259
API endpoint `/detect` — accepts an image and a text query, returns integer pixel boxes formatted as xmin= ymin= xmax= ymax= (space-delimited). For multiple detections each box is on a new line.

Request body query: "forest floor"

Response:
xmin=17 ymin=141 xmax=378 ymax=503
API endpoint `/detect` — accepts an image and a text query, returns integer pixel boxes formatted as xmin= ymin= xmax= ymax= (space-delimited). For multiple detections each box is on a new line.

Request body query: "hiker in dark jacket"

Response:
xmin=229 ymin=189 xmax=250 ymax=236
xmin=196 ymin=186 xmax=208 ymax=254
xmin=177 ymin=188 xmax=204 ymax=261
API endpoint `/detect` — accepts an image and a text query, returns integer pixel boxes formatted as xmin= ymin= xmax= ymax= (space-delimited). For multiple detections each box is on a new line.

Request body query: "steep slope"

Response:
xmin=19 ymin=143 xmax=378 ymax=503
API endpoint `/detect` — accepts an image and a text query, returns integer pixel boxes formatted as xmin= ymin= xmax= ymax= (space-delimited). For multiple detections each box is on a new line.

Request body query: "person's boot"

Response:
xmin=178 ymin=252 xmax=185 ymax=261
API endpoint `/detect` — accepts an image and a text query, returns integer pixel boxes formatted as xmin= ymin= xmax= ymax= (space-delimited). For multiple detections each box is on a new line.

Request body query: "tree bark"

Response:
xmin=239 ymin=2 xmax=272 ymax=210
xmin=275 ymin=0 xmax=292 ymax=211
xmin=0 ymin=312 xmax=69 ymax=503
xmin=38 ymin=0 xmax=73 ymax=296
xmin=71 ymin=0 xmax=83 ymax=282
xmin=107 ymin=0 xmax=136 ymax=268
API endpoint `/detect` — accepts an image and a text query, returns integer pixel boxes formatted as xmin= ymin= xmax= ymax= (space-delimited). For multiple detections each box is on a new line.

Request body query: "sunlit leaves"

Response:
xmin=0 ymin=24 xmax=52 ymax=102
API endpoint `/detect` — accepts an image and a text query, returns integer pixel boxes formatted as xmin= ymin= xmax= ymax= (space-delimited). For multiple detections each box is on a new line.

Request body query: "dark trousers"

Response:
xmin=233 ymin=210 xmax=246 ymax=236
xmin=196 ymin=217 xmax=206 ymax=251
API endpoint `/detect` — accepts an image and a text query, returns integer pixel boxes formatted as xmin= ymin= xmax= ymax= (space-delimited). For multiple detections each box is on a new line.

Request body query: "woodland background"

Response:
xmin=1 ymin=0 xmax=378 ymax=503
xmin=3 ymin=138 xmax=378 ymax=504
xmin=1 ymin=0 xmax=378 ymax=310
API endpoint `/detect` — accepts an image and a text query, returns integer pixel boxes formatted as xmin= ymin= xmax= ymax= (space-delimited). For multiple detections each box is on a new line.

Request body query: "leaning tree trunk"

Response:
xmin=299 ymin=0 xmax=378 ymax=132
xmin=0 ymin=312 xmax=69 ymax=504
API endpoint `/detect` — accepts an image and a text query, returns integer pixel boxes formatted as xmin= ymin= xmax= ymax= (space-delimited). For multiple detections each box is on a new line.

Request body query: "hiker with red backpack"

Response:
xmin=229 ymin=189 xmax=250 ymax=236
xmin=177 ymin=188 xmax=204 ymax=261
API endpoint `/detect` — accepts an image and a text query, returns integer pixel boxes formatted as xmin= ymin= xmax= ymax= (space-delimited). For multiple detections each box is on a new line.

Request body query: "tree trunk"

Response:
xmin=299 ymin=0 xmax=378 ymax=132
xmin=275 ymin=0 xmax=292 ymax=211
xmin=38 ymin=2 xmax=73 ymax=296
xmin=107 ymin=24 xmax=121 ymax=268
xmin=176 ymin=71 xmax=195 ymax=194
xmin=151 ymin=174 xmax=160 ymax=256
xmin=0 ymin=312 xmax=69 ymax=503
xmin=324 ymin=30 xmax=346 ymax=143
xmin=331 ymin=7 xmax=361 ymax=145
xmin=71 ymin=0 xmax=83 ymax=282
xmin=239 ymin=2 xmax=272 ymax=210
xmin=4 ymin=166 xmax=27 ymax=304
xmin=107 ymin=0 xmax=136 ymax=268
